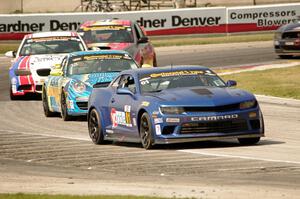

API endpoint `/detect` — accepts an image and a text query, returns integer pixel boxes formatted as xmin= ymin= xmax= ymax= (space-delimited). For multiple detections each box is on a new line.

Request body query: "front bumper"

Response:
xmin=274 ymin=39 xmax=300 ymax=55
xmin=152 ymin=108 xmax=264 ymax=145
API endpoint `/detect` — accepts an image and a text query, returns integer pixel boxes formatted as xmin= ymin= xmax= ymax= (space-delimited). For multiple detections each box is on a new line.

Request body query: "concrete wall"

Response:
xmin=0 ymin=0 xmax=299 ymax=14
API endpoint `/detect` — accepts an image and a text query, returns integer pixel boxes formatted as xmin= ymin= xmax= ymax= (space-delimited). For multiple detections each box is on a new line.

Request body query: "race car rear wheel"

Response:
xmin=61 ymin=91 xmax=72 ymax=121
xmin=238 ymin=137 xmax=261 ymax=145
xmin=139 ymin=112 xmax=154 ymax=149
xmin=88 ymin=109 xmax=105 ymax=144
xmin=42 ymin=86 xmax=55 ymax=117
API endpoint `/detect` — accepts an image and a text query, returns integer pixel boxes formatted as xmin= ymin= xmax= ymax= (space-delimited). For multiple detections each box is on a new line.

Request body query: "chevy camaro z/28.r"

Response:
xmin=87 ymin=66 xmax=264 ymax=149
xmin=42 ymin=50 xmax=139 ymax=121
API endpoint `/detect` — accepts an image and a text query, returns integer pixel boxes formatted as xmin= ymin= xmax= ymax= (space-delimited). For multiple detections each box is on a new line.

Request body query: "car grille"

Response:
xmin=36 ymin=68 xmax=51 ymax=76
xmin=282 ymin=32 xmax=299 ymax=39
xmin=76 ymin=102 xmax=88 ymax=110
xmin=183 ymin=103 xmax=241 ymax=113
xmin=180 ymin=119 xmax=248 ymax=134
xmin=18 ymin=85 xmax=32 ymax=91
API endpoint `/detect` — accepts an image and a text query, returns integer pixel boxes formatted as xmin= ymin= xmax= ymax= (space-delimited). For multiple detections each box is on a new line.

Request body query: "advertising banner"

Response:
xmin=0 ymin=3 xmax=300 ymax=40
xmin=227 ymin=3 xmax=300 ymax=32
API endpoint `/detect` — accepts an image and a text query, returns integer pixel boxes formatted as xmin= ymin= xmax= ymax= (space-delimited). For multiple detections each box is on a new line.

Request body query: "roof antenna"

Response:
xmin=171 ymin=62 xmax=173 ymax=71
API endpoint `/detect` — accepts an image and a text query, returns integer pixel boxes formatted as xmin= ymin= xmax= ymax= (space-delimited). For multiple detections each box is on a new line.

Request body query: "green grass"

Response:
xmin=221 ymin=65 xmax=300 ymax=100
xmin=0 ymin=43 xmax=19 ymax=54
xmin=0 ymin=193 xmax=178 ymax=199
xmin=151 ymin=33 xmax=273 ymax=47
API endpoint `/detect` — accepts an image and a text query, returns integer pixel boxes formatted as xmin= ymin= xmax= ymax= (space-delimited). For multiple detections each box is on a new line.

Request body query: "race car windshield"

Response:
xmin=80 ymin=26 xmax=134 ymax=44
xmin=139 ymin=70 xmax=226 ymax=93
xmin=19 ymin=37 xmax=85 ymax=56
xmin=67 ymin=56 xmax=138 ymax=76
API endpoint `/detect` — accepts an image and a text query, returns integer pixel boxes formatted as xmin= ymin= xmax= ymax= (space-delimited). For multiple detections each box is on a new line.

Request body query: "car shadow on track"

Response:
xmin=112 ymin=139 xmax=285 ymax=150
xmin=10 ymin=93 xmax=42 ymax=101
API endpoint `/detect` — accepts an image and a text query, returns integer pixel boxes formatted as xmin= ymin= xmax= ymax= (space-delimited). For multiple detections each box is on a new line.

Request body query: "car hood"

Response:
xmin=16 ymin=54 xmax=66 ymax=71
xmin=70 ymin=72 xmax=119 ymax=87
xmin=145 ymin=87 xmax=255 ymax=106
xmin=87 ymin=42 xmax=132 ymax=50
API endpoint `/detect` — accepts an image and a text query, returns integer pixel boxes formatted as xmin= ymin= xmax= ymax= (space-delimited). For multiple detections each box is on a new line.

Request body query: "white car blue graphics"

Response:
xmin=42 ymin=50 xmax=139 ymax=121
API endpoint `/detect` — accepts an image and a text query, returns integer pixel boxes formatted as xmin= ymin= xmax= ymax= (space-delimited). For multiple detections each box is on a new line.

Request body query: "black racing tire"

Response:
xmin=88 ymin=109 xmax=105 ymax=144
xmin=42 ymin=86 xmax=55 ymax=117
xmin=278 ymin=55 xmax=293 ymax=59
xmin=139 ymin=112 xmax=154 ymax=149
xmin=9 ymin=84 xmax=18 ymax=100
xmin=61 ymin=91 xmax=72 ymax=121
xmin=238 ymin=137 xmax=261 ymax=145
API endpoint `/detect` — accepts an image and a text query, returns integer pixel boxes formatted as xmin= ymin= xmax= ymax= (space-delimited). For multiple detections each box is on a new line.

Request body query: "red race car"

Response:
xmin=78 ymin=19 xmax=157 ymax=67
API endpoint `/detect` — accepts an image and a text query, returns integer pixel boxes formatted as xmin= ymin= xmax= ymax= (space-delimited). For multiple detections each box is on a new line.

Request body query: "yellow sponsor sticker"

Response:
xmin=141 ymin=101 xmax=150 ymax=107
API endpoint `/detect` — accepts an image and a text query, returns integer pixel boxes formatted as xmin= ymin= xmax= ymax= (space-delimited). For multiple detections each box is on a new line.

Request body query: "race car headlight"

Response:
xmin=160 ymin=107 xmax=185 ymax=114
xmin=73 ymin=81 xmax=86 ymax=93
xmin=240 ymin=100 xmax=257 ymax=110
xmin=14 ymin=69 xmax=31 ymax=76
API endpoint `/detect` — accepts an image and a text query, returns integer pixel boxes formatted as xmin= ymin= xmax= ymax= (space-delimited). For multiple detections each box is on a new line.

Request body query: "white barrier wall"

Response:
xmin=227 ymin=3 xmax=300 ymax=32
xmin=0 ymin=3 xmax=300 ymax=40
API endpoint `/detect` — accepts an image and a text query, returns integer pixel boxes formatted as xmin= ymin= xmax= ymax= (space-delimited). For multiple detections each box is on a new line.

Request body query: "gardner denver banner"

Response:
xmin=227 ymin=3 xmax=300 ymax=32
xmin=0 ymin=3 xmax=300 ymax=40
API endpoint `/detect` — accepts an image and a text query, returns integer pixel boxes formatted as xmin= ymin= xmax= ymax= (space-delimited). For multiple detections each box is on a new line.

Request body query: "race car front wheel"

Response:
xmin=139 ymin=112 xmax=154 ymax=149
xmin=42 ymin=86 xmax=55 ymax=117
xmin=61 ymin=91 xmax=72 ymax=121
xmin=88 ymin=109 xmax=105 ymax=144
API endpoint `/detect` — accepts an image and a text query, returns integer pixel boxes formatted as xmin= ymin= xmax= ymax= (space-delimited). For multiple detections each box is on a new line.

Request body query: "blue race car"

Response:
xmin=88 ymin=66 xmax=264 ymax=149
xmin=42 ymin=50 xmax=139 ymax=121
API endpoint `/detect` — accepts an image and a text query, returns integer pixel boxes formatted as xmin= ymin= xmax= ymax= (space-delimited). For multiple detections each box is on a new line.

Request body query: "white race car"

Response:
xmin=6 ymin=31 xmax=88 ymax=99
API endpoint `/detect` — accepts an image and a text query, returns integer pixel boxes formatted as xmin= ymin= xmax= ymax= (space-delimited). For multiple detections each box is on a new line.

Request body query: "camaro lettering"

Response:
xmin=191 ymin=114 xmax=238 ymax=121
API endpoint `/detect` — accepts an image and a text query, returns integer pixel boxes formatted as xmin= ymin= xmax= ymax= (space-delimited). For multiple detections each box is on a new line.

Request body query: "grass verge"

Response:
xmin=0 ymin=193 xmax=174 ymax=199
xmin=221 ymin=65 xmax=300 ymax=100
xmin=0 ymin=33 xmax=274 ymax=54
xmin=0 ymin=43 xmax=19 ymax=54
xmin=151 ymin=33 xmax=273 ymax=47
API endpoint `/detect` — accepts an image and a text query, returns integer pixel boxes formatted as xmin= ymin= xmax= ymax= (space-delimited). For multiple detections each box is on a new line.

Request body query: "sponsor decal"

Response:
xmin=191 ymin=114 xmax=238 ymax=121
xmin=154 ymin=118 xmax=163 ymax=124
xmin=166 ymin=118 xmax=180 ymax=123
xmin=141 ymin=101 xmax=150 ymax=107
xmin=132 ymin=117 xmax=137 ymax=126
xmin=110 ymin=107 xmax=132 ymax=128
xmin=83 ymin=25 xmax=127 ymax=31
xmin=149 ymin=70 xmax=205 ymax=78
xmin=155 ymin=125 xmax=161 ymax=135
xmin=68 ymin=100 xmax=74 ymax=109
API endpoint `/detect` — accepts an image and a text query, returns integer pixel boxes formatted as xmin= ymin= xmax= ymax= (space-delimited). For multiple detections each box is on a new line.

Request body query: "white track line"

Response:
xmin=0 ymin=129 xmax=90 ymax=141
xmin=178 ymin=150 xmax=300 ymax=165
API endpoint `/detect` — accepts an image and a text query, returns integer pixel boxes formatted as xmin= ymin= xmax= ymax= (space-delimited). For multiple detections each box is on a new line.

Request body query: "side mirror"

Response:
xmin=5 ymin=51 xmax=16 ymax=58
xmin=137 ymin=36 xmax=149 ymax=44
xmin=226 ymin=80 xmax=237 ymax=87
xmin=50 ymin=69 xmax=63 ymax=76
xmin=117 ymin=88 xmax=134 ymax=95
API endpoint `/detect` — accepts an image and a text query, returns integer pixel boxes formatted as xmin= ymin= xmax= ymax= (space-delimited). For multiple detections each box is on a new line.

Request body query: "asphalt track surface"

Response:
xmin=0 ymin=41 xmax=300 ymax=198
